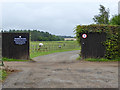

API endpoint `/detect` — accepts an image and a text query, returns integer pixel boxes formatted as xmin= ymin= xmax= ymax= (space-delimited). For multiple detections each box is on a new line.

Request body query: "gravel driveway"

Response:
xmin=2 ymin=50 xmax=118 ymax=88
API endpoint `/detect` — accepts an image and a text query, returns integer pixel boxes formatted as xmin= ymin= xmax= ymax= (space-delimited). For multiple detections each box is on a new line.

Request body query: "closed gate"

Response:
xmin=80 ymin=32 xmax=106 ymax=58
xmin=2 ymin=33 xmax=30 ymax=60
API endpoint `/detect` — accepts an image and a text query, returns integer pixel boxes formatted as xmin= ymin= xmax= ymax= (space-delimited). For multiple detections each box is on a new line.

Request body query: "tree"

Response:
xmin=109 ymin=14 xmax=120 ymax=25
xmin=93 ymin=5 xmax=110 ymax=24
xmin=3 ymin=29 xmax=64 ymax=41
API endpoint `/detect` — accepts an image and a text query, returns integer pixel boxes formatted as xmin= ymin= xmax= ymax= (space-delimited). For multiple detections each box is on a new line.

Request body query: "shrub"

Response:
xmin=75 ymin=24 xmax=120 ymax=59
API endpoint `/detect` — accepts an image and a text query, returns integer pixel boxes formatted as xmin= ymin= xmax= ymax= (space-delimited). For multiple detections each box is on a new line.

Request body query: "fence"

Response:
xmin=30 ymin=41 xmax=80 ymax=54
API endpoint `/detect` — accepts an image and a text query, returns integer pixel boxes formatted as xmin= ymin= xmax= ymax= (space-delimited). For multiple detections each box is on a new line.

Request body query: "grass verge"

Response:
xmin=2 ymin=58 xmax=31 ymax=62
xmin=0 ymin=69 xmax=7 ymax=81
xmin=76 ymin=55 xmax=120 ymax=62
xmin=85 ymin=58 xmax=120 ymax=62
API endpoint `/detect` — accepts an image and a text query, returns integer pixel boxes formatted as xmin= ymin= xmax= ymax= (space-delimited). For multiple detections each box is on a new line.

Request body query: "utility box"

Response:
xmin=80 ymin=32 xmax=106 ymax=58
xmin=2 ymin=33 xmax=29 ymax=60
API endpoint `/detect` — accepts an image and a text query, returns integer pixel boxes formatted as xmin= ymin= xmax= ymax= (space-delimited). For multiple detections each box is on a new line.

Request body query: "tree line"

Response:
xmin=3 ymin=30 xmax=65 ymax=41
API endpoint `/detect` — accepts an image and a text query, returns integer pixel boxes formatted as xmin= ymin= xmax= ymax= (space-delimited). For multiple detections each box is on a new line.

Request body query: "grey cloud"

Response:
xmin=2 ymin=2 xmax=118 ymax=36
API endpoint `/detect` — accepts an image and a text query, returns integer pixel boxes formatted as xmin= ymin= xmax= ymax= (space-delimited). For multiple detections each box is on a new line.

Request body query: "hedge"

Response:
xmin=75 ymin=24 xmax=120 ymax=59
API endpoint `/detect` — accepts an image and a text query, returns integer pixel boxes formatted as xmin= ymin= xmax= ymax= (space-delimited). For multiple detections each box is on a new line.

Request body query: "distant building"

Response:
xmin=64 ymin=38 xmax=76 ymax=41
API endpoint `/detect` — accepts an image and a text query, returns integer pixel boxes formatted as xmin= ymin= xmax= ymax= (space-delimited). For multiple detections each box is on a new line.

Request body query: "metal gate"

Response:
xmin=80 ymin=32 xmax=106 ymax=58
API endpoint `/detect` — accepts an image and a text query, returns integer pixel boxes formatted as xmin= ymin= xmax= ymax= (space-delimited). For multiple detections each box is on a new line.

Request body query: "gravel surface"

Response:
xmin=2 ymin=50 xmax=118 ymax=88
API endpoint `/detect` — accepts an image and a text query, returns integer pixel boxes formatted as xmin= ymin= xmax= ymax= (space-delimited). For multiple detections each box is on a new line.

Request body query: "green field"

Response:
xmin=30 ymin=41 xmax=80 ymax=58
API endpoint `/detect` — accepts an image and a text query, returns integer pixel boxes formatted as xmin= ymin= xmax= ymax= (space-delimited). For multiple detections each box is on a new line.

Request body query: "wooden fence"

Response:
xmin=30 ymin=41 xmax=79 ymax=54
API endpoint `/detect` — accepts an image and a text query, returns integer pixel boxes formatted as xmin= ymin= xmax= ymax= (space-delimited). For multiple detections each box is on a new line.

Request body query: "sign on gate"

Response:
xmin=14 ymin=36 xmax=27 ymax=45
xmin=82 ymin=34 xmax=87 ymax=39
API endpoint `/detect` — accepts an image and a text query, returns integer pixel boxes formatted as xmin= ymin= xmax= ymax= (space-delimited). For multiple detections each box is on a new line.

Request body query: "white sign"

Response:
xmin=14 ymin=36 xmax=27 ymax=45
xmin=82 ymin=34 xmax=87 ymax=39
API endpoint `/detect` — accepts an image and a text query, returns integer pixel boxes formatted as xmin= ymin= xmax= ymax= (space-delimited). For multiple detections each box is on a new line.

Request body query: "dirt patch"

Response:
xmin=1 ymin=66 xmax=20 ymax=82
xmin=2 ymin=66 xmax=20 ymax=73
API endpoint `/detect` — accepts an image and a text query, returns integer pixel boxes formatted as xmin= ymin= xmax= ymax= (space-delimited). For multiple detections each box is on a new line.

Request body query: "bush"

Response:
xmin=75 ymin=24 xmax=120 ymax=59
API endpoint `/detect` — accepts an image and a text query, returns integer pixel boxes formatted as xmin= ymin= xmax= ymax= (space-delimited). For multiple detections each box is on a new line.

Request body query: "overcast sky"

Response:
xmin=1 ymin=0 xmax=119 ymax=36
